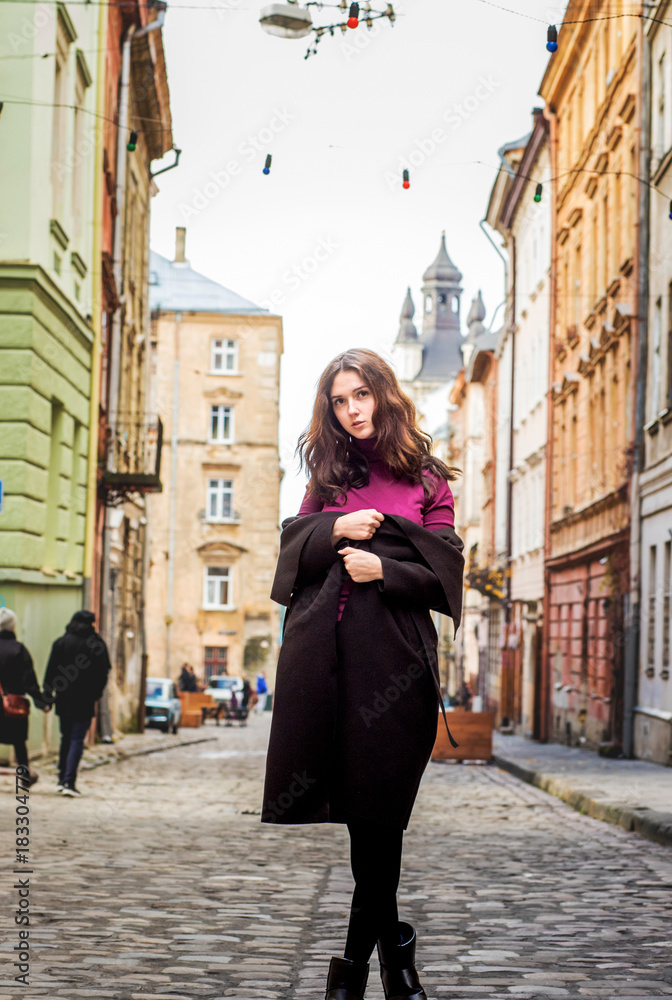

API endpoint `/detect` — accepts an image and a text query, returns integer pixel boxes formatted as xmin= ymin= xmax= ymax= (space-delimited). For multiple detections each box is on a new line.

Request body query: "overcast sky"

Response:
xmin=150 ymin=0 xmax=563 ymax=519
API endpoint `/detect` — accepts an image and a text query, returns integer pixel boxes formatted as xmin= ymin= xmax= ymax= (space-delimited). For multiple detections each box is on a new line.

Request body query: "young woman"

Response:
xmin=263 ymin=349 xmax=465 ymax=1000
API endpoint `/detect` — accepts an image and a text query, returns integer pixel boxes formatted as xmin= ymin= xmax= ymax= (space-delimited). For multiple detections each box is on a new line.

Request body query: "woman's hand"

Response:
xmin=331 ymin=508 xmax=384 ymax=545
xmin=339 ymin=547 xmax=383 ymax=583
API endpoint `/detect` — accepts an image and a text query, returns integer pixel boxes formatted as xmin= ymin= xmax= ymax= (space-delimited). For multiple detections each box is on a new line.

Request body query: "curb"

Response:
xmin=0 ymin=734 xmax=219 ymax=778
xmin=79 ymin=734 xmax=218 ymax=771
xmin=494 ymin=752 xmax=672 ymax=849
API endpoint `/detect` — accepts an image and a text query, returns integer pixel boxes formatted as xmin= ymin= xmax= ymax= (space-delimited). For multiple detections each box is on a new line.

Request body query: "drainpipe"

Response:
xmin=504 ymin=232 xmax=516 ymax=727
xmin=165 ymin=311 xmax=181 ymax=677
xmin=623 ymin=10 xmax=651 ymax=758
xmin=541 ymin=103 xmax=559 ymax=743
xmin=82 ymin=0 xmax=108 ymax=615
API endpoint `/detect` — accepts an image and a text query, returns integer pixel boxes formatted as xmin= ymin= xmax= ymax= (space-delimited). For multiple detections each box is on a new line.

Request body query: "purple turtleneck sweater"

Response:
xmin=297 ymin=436 xmax=455 ymax=621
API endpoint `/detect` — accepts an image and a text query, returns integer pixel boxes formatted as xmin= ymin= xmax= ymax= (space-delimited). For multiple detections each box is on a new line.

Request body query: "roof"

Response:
xmin=149 ymin=250 xmax=268 ymax=314
xmin=422 ymin=232 xmax=462 ymax=285
xmin=396 ymin=287 xmax=419 ymax=344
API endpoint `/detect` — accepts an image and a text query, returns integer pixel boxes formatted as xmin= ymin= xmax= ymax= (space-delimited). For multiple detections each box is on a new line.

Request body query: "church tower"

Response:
xmin=417 ymin=232 xmax=464 ymax=381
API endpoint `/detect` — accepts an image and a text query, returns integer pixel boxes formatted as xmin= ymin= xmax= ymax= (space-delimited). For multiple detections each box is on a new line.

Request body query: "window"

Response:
xmin=601 ymin=191 xmax=609 ymax=292
xmin=437 ymin=293 xmax=447 ymax=314
xmin=663 ymin=542 xmax=671 ymax=678
xmin=657 ymin=52 xmax=667 ymax=159
xmin=204 ymin=646 xmax=228 ymax=680
xmin=71 ymin=65 xmax=86 ymax=239
xmin=211 ymin=338 xmax=238 ymax=372
xmin=207 ymin=478 xmax=234 ymax=520
xmin=209 ymin=405 xmax=234 ymax=443
xmin=667 ymin=282 xmax=672 ymax=408
xmin=652 ymin=297 xmax=662 ymax=420
xmin=425 ymin=294 xmax=433 ymax=314
xmin=51 ymin=15 xmax=70 ymax=218
xmin=573 ymin=243 xmax=581 ymax=328
xmin=647 ymin=545 xmax=657 ymax=677
xmin=204 ymin=566 xmax=232 ymax=608
xmin=451 ymin=295 xmax=458 ymax=313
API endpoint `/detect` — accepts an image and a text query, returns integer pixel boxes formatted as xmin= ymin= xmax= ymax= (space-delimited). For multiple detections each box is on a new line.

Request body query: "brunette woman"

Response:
xmin=262 ymin=349 xmax=465 ymax=1000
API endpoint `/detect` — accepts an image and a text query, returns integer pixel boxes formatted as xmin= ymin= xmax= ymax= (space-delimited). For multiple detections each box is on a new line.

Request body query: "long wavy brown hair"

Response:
xmin=297 ymin=348 xmax=461 ymax=506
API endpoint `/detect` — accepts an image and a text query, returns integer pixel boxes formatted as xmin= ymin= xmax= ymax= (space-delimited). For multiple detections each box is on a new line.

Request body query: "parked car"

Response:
xmin=145 ymin=678 xmax=182 ymax=734
xmin=205 ymin=675 xmax=244 ymax=704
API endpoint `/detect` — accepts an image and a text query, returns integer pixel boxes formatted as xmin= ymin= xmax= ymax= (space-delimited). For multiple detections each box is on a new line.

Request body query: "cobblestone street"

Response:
xmin=2 ymin=715 xmax=672 ymax=1000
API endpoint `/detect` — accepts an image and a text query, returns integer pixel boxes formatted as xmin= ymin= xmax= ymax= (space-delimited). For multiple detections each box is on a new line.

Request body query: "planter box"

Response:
xmin=432 ymin=711 xmax=494 ymax=762
xmin=180 ymin=710 xmax=203 ymax=728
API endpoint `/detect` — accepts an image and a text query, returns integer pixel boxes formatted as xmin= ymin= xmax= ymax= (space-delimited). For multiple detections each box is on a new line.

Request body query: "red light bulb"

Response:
xmin=347 ymin=2 xmax=359 ymax=27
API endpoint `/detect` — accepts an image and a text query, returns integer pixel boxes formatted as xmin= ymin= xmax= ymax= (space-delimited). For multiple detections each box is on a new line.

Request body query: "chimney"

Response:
xmin=175 ymin=227 xmax=186 ymax=263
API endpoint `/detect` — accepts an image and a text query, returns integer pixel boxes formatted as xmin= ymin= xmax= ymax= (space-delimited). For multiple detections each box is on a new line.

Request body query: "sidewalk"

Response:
xmin=493 ymin=731 xmax=672 ymax=848
xmin=0 ymin=725 xmax=218 ymax=782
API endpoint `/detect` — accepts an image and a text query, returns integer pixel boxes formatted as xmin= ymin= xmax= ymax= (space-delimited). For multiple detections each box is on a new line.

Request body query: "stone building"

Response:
xmin=0 ymin=0 xmax=101 ymax=755
xmin=146 ymin=230 xmax=283 ymax=687
xmin=539 ymin=2 xmax=641 ymax=748
xmin=484 ymin=111 xmax=551 ymax=738
xmin=636 ymin=2 xmax=672 ymax=764
xmin=95 ymin=2 xmax=173 ymax=732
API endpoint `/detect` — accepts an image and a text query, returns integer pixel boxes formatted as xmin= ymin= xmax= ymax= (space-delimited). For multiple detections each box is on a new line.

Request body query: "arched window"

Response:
xmin=425 ymin=294 xmax=433 ymax=314
xmin=451 ymin=295 xmax=459 ymax=313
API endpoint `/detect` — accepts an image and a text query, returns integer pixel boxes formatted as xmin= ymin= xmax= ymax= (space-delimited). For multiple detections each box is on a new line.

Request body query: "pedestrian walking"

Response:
xmin=255 ymin=670 xmax=268 ymax=714
xmin=43 ymin=610 xmax=111 ymax=797
xmin=241 ymin=675 xmax=252 ymax=710
xmin=0 ymin=608 xmax=51 ymax=785
xmin=262 ymin=349 xmax=465 ymax=1000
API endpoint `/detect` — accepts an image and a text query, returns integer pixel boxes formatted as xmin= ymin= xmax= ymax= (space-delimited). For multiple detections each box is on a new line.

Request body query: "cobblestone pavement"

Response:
xmin=2 ymin=715 xmax=672 ymax=1000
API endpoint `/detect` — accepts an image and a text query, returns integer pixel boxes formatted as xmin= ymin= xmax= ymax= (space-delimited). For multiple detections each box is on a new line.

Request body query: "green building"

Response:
xmin=0 ymin=1 xmax=101 ymax=757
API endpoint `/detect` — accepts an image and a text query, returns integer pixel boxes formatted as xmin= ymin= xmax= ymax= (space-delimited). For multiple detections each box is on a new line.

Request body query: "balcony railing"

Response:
xmin=102 ymin=417 xmax=163 ymax=503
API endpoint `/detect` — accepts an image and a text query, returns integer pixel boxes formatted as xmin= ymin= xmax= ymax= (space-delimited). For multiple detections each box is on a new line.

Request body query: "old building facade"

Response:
xmin=539 ymin=2 xmax=641 ymax=748
xmin=95 ymin=4 xmax=173 ymax=731
xmin=146 ymin=231 xmax=283 ymax=687
xmin=485 ymin=112 xmax=551 ymax=737
xmin=635 ymin=1 xmax=672 ymax=764
xmin=448 ymin=296 xmax=500 ymax=711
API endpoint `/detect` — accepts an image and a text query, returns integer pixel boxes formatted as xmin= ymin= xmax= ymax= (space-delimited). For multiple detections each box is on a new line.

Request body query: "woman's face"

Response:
xmin=330 ymin=370 xmax=376 ymax=440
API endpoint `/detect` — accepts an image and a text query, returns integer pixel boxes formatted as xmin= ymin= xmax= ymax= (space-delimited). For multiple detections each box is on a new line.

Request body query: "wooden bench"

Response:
xmin=432 ymin=711 xmax=494 ymax=762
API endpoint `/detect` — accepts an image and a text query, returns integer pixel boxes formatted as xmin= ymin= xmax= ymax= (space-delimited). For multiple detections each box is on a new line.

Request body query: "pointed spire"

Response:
xmin=466 ymin=290 xmax=486 ymax=339
xmin=423 ymin=230 xmax=462 ymax=284
xmin=396 ymin=287 xmax=418 ymax=343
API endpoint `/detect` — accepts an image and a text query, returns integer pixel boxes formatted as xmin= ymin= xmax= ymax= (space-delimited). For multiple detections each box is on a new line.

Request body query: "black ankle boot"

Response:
xmin=325 ymin=956 xmax=369 ymax=1000
xmin=377 ymin=922 xmax=427 ymax=1000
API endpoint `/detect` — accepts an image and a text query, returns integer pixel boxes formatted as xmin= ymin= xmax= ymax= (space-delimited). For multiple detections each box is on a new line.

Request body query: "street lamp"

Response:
xmin=259 ymin=2 xmax=313 ymax=39
xmin=260 ymin=0 xmax=396 ymax=58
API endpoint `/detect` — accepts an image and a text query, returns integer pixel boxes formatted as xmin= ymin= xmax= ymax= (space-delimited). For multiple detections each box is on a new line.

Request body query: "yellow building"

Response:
xmin=539 ymin=2 xmax=642 ymax=747
xmin=146 ymin=229 xmax=283 ymax=685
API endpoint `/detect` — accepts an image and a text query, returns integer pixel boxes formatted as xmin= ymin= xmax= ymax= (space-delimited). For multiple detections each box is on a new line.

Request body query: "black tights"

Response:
xmin=344 ymin=817 xmax=404 ymax=965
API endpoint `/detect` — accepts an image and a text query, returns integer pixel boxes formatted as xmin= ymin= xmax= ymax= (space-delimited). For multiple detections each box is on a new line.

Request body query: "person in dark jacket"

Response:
xmin=178 ymin=663 xmax=198 ymax=693
xmin=43 ymin=610 xmax=111 ymax=797
xmin=0 ymin=608 xmax=51 ymax=785
xmin=262 ymin=350 xmax=465 ymax=1000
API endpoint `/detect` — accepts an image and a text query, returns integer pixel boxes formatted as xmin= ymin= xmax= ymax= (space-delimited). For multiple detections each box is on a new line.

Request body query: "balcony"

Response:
xmin=102 ymin=417 xmax=163 ymax=504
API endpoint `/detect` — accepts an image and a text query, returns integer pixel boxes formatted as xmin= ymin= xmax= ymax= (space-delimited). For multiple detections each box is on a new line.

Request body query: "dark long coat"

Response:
xmin=43 ymin=617 xmax=111 ymax=722
xmin=0 ymin=630 xmax=46 ymax=745
xmin=262 ymin=511 xmax=465 ymax=829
